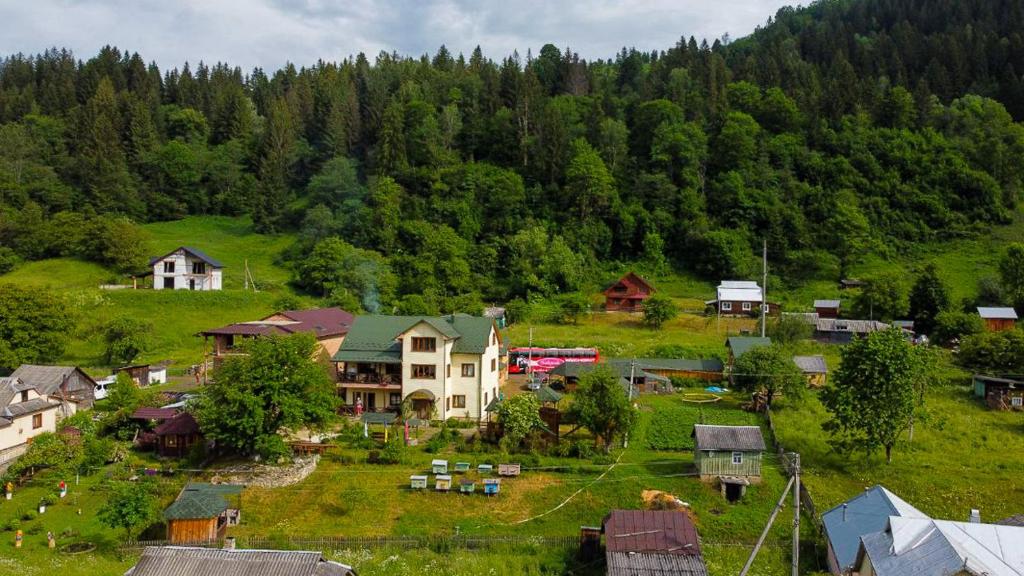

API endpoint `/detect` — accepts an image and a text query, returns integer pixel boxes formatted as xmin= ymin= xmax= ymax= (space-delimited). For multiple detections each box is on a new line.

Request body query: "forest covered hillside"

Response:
xmin=1 ymin=0 xmax=1024 ymax=312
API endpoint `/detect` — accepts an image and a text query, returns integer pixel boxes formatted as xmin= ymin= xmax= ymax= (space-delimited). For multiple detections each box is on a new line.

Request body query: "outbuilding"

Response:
xmin=603 ymin=272 xmax=655 ymax=312
xmin=978 ymin=307 xmax=1018 ymax=331
xmin=793 ymin=355 xmax=828 ymax=388
xmin=692 ymin=424 xmax=766 ymax=494
xmin=814 ymin=300 xmax=841 ymax=318
xmin=602 ymin=509 xmax=708 ymax=576
xmin=972 ymin=374 xmax=1024 ymax=411
xmin=163 ymin=483 xmax=242 ymax=543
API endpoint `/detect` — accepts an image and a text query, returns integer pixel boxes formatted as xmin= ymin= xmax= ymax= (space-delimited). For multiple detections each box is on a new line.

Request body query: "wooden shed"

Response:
xmin=814 ymin=299 xmax=841 ymax=319
xmin=978 ymin=307 xmax=1018 ymax=332
xmin=603 ymin=510 xmax=708 ymax=576
xmin=973 ymin=374 xmax=1024 ymax=411
xmin=793 ymin=355 xmax=828 ymax=388
xmin=692 ymin=425 xmax=766 ymax=489
xmin=164 ymin=483 xmax=242 ymax=543
xmin=153 ymin=412 xmax=203 ymax=458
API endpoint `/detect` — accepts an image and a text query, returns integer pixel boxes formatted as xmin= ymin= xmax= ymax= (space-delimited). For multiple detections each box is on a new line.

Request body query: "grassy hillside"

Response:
xmin=0 ymin=216 xmax=303 ymax=372
xmin=144 ymin=216 xmax=296 ymax=289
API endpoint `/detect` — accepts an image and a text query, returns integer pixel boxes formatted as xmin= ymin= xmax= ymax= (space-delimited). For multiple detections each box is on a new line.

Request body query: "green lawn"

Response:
xmin=771 ymin=383 xmax=1024 ymax=523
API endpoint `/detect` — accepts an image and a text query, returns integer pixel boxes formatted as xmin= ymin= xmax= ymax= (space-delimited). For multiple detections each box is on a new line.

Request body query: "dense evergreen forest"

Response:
xmin=2 ymin=0 xmax=1024 ymax=312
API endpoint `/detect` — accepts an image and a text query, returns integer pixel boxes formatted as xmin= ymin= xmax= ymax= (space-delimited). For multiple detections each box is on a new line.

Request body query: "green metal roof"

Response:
xmin=361 ymin=412 xmax=397 ymax=424
xmin=163 ymin=483 xmax=242 ymax=520
xmin=332 ymin=314 xmax=496 ymax=362
xmin=533 ymin=385 xmax=564 ymax=404
xmin=726 ymin=337 xmax=772 ymax=358
xmin=332 ymin=350 xmax=402 ymax=364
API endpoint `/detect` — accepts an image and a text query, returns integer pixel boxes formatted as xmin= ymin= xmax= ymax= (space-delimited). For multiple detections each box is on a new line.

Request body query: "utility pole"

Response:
xmin=792 ymin=453 xmax=801 ymax=576
xmin=628 ymin=358 xmax=636 ymax=401
xmin=740 ymin=474 xmax=795 ymax=576
xmin=761 ymin=238 xmax=768 ymax=338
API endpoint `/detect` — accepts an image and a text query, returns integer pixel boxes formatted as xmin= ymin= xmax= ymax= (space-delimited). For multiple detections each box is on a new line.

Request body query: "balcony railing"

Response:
xmin=337 ymin=373 xmax=403 ymax=387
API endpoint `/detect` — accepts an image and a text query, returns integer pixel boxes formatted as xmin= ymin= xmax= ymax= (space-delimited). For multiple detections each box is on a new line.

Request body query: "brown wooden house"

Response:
xmin=164 ymin=483 xmax=242 ymax=543
xmin=604 ymin=272 xmax=654 ymax=312
xmin=814 ymin=300 xmax=841 ymax=318
xmin=153 ymin=412 xmax=202 ymax=458
xmin=977 ymin=307 xmax=1018 ymax=332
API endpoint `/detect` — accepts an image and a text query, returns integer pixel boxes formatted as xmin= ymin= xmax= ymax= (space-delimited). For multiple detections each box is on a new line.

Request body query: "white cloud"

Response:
xmin=0 ymin=0 xmax=797 ymax=71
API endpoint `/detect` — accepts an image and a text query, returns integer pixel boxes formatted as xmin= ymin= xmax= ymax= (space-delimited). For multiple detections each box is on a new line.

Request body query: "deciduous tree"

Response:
xmin=572 ymin=365 xmax=638 ymax=453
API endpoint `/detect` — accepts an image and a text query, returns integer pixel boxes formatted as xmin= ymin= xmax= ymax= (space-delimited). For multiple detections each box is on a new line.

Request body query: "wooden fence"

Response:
xmin=122 ymin=534 xmax=581 ymax=552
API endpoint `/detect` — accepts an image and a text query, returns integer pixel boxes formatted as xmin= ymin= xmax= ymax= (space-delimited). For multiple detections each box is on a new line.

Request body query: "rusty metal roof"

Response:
xmin=603 ymin=510 xmax=702 ymax=555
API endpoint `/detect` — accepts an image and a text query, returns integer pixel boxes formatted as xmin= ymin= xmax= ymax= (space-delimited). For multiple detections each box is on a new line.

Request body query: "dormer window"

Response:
xmin=20 ymin=391 xmax=28 ymax=403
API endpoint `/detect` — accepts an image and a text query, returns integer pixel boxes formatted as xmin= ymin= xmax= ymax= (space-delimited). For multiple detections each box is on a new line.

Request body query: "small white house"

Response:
xmin=150 ymin=247 xmax=223 ymax=291
xmin=0 ymin=377 xmax=62 ymax=464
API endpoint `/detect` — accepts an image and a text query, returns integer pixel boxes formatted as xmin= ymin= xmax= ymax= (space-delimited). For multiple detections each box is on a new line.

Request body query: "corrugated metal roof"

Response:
xmin=127 ymin=546 xmax=355 ymax=576
xmin=621 ymin=358 xmax=725 ymax=374
xmin=725 ymin=337 xmax=771 ymax=358
xmin=719 ymin=281 xmax=760 ymax=289
xmin=606 ymin=552 xmax=708 ymax=576
xmin=821 ymin=486 xmax=928 ymax=572
xmin=793 ymin=355 xmax=827 ymax=374
xmin=978 ymin=307 xmax=1018 ymax=319
xmin=861 ymin=517 xmax=1024 ymax=576
xmin=716 ymin=287 xmax=763 ymax=302
xmin=692 ymin=425 xmax=765 ymax=451
xmin=603 ymin=510 xmax=702 ymax=555
xmin=154 ymin=412 xmax=200 ymax=436
xmin=131 ymin=407 xmax=179 ymax=421
xmin=814 ymin=318 xmax=890 ymax=333
xmin=814 ymin=299 xmax=841 ymax=308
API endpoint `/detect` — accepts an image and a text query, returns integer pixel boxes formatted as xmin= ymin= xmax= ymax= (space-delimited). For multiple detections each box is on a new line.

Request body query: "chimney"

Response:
xmin=843 ymin=503 xmax=848 ymax=522
xmin=224 ymin=536 xmax=236 ymax=550
xmin=969 ymin=510 xmax=981 ymax=524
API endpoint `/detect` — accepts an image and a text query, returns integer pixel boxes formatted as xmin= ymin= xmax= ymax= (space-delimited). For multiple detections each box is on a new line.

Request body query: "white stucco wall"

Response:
xmin=0 ymin=406 xmax=59 ymax=452
xmin=401 ymin=323 xmax=451 ymax=418
xmin=152 ymin=250 xmax=222 ymax=291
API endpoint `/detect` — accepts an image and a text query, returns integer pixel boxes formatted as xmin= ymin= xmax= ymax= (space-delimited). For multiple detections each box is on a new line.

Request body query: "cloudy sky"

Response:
xmin=2 ymin=0 xmax=797 ymax=71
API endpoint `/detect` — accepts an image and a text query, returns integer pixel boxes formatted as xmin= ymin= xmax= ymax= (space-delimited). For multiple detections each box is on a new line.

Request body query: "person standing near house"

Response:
xmin=355 ymin=397 xmax=363 ymax=416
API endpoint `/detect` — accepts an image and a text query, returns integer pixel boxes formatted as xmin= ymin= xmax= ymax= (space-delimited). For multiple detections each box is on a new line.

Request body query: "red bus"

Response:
xmin=508 ymin=347 xmax=600 ymax=374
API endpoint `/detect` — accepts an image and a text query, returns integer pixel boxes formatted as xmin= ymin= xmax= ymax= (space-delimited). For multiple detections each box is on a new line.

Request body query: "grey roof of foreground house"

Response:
xmin=977 ymin=307 xmax=1018 ymax=319
xmin=333 ymin=314 xmax=497 ymax=364
xmin=857 ymin=517 xmax=1024 ymax=576
xmin=814 ymin=299 xmax=840 ymax=308
xmin=124 ymin=546 xmax=355 ymax=576
xmin=692 ymin=425 xmax=766 ymax=452
xmin=821 ymin=485 xmax=928 ymax=572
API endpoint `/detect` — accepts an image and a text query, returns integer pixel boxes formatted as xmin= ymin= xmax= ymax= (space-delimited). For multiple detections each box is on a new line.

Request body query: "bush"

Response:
xmin=82 ymin=436 xmax=117 ymax=470
xmin=0 ymin=246 xmax=21 ymax=274
xmin=376 ymin=437 xmax=405 ymax=464
xmin=933 ymin=310 xmax=984 ymax=346
xmin=254 ymin=435 xmax=290 ymax=462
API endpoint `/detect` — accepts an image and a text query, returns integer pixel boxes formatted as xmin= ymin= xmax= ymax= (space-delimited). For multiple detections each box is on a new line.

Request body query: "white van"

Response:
xmin=94 ymin=375 xmax=116 ymax=400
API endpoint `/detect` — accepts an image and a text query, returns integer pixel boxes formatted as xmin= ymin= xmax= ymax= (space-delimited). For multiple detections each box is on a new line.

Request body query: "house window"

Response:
xmin=721 ymin=301 xmax=732 ymax=311
xmin=167 ymin=436 xmax=177 ymax=447
xmin=742 ymin=302 xmax=752 ymax=311
xmin=389 ymin=393 xmax=401 ymax=406
xmin=484 ymin=392 xmax=488 ymax=404
xmin=732 ymin=452 xmax=743 ymax=465
xmin=446 ymin=397 xmax=450 ymax=411
xmin=492 ymin=333 xmax=497 ymax=346
xmin=163 ymin=261 xmax=175 ymax=274
xmin=412 ymin=364 xmax=436 ymax=379
xmin=192 ymin=262 xmax=206 ymax=274
xmin=764 ymin=304 xmax=770 ymax=313
xmin=32 ymin=414 xmax=42 ymax=429
xmin=491 ymin=358 xmax=497 ymax=372
xmin=1013 ymin=396 xmax=1023 ymax=407
xmin=447 ymin=364 xmax=451 ymax=378
xmin=452 ymin=395 xmax=466 ymax=408
xmin=20 ymin=391 xmax=28 ymax=403
xmin=412 ymin=337 xmax=437 ymax=352
xmin=462 ymin=363 xmax=475 ymax=377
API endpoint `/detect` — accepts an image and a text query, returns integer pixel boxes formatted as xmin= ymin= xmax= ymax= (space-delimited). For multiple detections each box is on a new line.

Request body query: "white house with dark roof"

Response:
xmin=150 ymin=246 xmax=223 ymax=291
xmin=0 ymin=377 xmax=62 ymax=469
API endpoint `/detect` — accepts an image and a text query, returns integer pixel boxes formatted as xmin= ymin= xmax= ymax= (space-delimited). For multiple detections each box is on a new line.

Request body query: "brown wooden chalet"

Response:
xmin=153 ymin=412 xmax=202 ymax=458
xmin=977 ymin=307 xmax=1018 ymax=332
xmin=604 ymin=272 xmax=654 ymax=312
xmin=163 ymin=483 xmax=242 ymax=543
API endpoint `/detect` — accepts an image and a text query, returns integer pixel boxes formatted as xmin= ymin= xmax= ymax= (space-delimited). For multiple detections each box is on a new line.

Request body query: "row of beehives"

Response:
xmin=408 ymin=460 xmax=523 ymax=495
